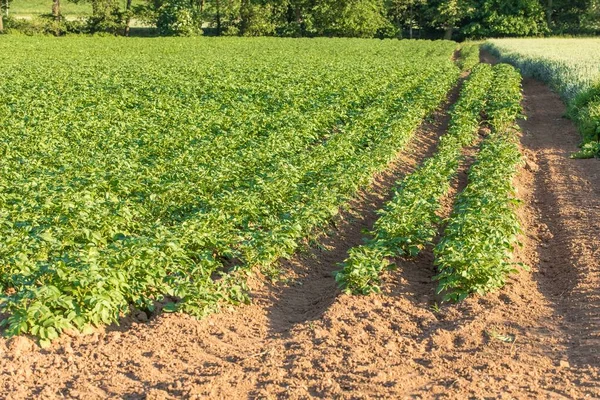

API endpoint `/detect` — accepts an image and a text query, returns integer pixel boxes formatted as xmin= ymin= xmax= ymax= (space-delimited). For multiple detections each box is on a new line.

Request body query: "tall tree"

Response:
xmin=548 ymin=0 xmax=592 ymax=31
xmin=426 ymin=0 xmax=473 ymax=39
xmin=386 ymin=0 xmax=427 ymax=38
xmin=52 ymin=0 xmax=62 ymax=20
xmin=0 ymin=0 xmax=7 ymax=33
xmin=311 ymin=0 xmax=388 ymax=37
xmin=461 ymin=0 xmax=547 ymax=37
xmin=124 ymin=0 xmax=132 ymax=35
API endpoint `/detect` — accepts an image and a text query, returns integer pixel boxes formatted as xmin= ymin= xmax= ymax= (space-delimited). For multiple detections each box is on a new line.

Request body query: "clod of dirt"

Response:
xmin=8 ymin=336 xmax=35 ymax=357
xmin=558 ymin=360 xmax=571 ymax=368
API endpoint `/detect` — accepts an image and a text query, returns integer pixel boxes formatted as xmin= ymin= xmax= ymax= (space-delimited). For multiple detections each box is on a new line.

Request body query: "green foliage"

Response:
xmin=385 ymin=0 xmax=427 ymax=33
xmin=462 ymin=0 xmax=548 ymax=38
xmin=549 ymin=0 xmax=600 ymax=33
xmin=0 ymin=37 xmax=458 ymax=342
xmin=336 ymin=64 xmax=493 ymax=295
xmin=156 ymin=0 xmax=201 ymax=36
xmin=457 ymin=42 xmax=480 ymax=71
xmin=4 ymin=0 xmax=599 ymax=37
xmin=2 ymin=15 xmax=86 ymax=35
xmin=68 ymin=0 xmax=125 ymax=34
xmin=570 ymin=82 xmax=600 ymax=153
xmin=309 ymin=0 xmax=389 ymax=37
xmin=434 ymin=64 xmax=524 ymax=301
xmin=237 ymin=1 xmax=279 ymax=36
xmin=484 ymin=38 xmax=600 ymax=157
xmin=427 ymin=0 xmax=473 ymax=31
xmin=572 ymin=140 xmax=600 ymax=159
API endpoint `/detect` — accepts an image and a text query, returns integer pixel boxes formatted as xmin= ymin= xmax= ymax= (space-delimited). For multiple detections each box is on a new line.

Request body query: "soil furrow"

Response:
xmin=518 ymin=77 xmax=600 ymax=368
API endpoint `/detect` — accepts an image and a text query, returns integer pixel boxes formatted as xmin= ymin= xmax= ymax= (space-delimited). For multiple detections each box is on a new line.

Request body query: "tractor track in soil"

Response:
xmin=1 ymin=56 xmax=600 ymax=399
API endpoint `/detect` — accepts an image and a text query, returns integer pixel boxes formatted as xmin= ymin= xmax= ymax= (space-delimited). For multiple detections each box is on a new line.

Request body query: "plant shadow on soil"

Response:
xmin=380 ymin=129 xmax=485 ymax=335
xmin=519 ymin=77 xmax=600 ymax=368
xmin=243 ymin=83 xmax=469 ymax=397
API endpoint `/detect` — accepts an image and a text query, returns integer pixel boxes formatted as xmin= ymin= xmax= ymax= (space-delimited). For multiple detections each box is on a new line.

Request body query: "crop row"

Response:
xmin=0 ymin=37 xmax=459 ymax=343
xmin=336 ymin=63 xmax=525 ymax=301
xmin=434 ymin=64 xmax=524 ymax=301
xmin=457 ymin=43 xmax=481 ymax=72
xmin=336 ymin=63 xmax=494 ymax=295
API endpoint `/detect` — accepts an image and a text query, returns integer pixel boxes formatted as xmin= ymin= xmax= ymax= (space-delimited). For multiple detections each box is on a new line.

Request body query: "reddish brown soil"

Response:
xmin=2 ymin=66 xmax=600 ymax=399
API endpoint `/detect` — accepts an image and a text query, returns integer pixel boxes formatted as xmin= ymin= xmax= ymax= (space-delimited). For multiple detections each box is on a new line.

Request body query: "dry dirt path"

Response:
xmin=1 ymin=64 xmax=600 ymax=399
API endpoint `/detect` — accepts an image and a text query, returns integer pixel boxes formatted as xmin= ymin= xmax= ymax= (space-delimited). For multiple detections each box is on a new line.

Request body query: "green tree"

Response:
xmin=386 ymin=0 xmax=427 ymax=38
xmin=201 ymin=0 xmax=241 ymax=35
xmin=237 ymin=0 xmax=283 ymax=36
xmin=585 ymin=0 xmax=600 ymax=29
xmin=0 ymin=0 xmax=10 ymax=33
xmin=157 ymin=0 xmax=202 ymax=35
xmin=548 ymin=0 xmax=595 ymax=31
xmin=140 ymin=0 xmax=203 ymax=35
xmin=426 ymin=0 xmax=474 ymax=39
xmin=277 ymin=0 xmax=312 ymax=36
xmin=70 ymin=0 xmax=126 ymax=33
xmin=462 ymin=0 xmax=547 ymax=37
xmin=124 ymin=0 xmax=133 ymax=35
xmin=52 ymin=0 xmax=62 ymax=20
xmin=312 ymin=0 xmax=388 ymax=37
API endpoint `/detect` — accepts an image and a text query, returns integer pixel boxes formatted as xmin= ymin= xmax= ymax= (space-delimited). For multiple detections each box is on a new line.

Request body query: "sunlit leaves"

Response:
xmin=336 ymin=63 xmax=492 ymax=294
xmin=434 ymin=64 xmax=525 ymax=301
xmin=0 ymin=36 xmax=458 ymax=342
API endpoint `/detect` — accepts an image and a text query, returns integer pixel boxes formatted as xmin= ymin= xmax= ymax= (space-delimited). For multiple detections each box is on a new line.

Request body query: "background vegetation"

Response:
xmin=0 ymin=0 xmax=599 ymax=37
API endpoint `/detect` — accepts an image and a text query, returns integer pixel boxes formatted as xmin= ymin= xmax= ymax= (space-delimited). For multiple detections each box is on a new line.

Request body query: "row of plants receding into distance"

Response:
xmin=0 ymin=38 xmax=528 ymax=346
xmin=336 ymin=63 xmax=495 ymax=295
xmin=336 ymin=63 xmax=526 ymax=301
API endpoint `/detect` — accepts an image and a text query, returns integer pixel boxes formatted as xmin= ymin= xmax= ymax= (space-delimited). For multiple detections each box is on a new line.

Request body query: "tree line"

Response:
xmin=1 ymin=0 xmax=599 ymax=37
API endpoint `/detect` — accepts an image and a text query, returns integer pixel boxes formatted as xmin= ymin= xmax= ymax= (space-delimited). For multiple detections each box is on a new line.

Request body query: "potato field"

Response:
xmin=0 ymin=37 xmax=462 ymax=342
xmin=1 ymin=37 xmax=599 ymax=398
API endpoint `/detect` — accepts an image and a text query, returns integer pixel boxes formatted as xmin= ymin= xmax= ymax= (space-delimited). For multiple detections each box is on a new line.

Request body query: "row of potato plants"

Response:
xmin=336 ymin=63 xmax=494 ymax=295
xmin=0 ymin=37 xmax=459 ymax=343
xmin=457 ymin=43 xmax=481 ymax=72
xmin=434 ymin=64 xmax=524 ymax=301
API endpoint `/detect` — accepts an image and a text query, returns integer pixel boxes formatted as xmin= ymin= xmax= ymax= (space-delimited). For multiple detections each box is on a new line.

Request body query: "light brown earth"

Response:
xmin=1 ymin=55 xmax=600 ymax=399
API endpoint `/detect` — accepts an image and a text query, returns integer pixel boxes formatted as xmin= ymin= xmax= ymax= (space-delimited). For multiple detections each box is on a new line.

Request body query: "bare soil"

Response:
xmin=2 ymin=62 xmax=600 ymax=399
